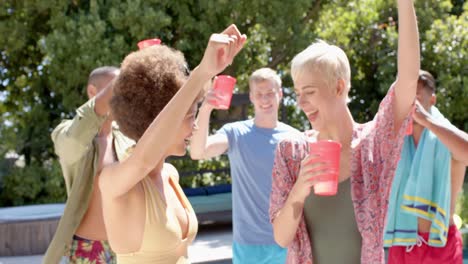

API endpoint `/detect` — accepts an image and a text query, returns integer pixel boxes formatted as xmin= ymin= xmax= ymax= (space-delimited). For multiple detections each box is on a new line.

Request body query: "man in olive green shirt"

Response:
xmin=43 ymin=67 xmax=134 ymax=264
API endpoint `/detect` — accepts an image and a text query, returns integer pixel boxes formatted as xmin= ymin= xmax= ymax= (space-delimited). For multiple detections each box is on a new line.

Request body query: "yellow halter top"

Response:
xmin=117 ymin=175 xmax=198 ymax=264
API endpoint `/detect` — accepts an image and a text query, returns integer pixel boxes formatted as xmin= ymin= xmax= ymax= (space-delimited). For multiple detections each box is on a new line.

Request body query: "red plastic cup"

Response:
xmin=212 ymin=75 xmax=236 ymax=110
xmin=307 ymin=140 xmax=341 ymax=196
xmin=137 ymin=38 xmax=161 ymax=50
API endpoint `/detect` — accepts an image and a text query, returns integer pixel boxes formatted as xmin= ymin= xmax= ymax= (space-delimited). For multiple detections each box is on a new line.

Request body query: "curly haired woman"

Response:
xmin=98 ymin=25 xmax=246 ymax=264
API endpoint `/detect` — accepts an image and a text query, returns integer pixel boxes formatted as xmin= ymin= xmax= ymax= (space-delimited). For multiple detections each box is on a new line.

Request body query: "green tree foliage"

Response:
xmin=0 ymin=160 xmax=64 ymax=206
xmin=0 ymin=0 xmax=466 ymax=206
xmin=421 ymin=2 xmax=468 ymax=130
xmin=0 ymin=1 xmax=61 ymax=165
xmin=311 ymin=0 xmax=467 ymax=126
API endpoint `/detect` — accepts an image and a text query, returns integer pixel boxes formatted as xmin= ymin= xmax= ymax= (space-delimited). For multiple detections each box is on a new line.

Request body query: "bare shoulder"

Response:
xmin=164 ymin=163 xmax=180 ymax=182
xmin=98 ymin=161 xmax=139 ymax=200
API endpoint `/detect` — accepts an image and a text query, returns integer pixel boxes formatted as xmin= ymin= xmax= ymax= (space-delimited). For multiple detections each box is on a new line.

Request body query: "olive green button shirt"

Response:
xmin=42 ymin=98 xmax=134 ymax=264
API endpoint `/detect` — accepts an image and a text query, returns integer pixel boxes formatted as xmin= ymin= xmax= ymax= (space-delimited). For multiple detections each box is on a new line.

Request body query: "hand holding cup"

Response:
xmin=291 ymin=153 xmax=333 ymax=202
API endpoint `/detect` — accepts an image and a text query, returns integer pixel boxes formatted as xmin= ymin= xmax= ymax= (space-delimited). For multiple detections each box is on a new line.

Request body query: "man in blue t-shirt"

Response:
xmin=190 ymin=68 xmax=299 ymax=264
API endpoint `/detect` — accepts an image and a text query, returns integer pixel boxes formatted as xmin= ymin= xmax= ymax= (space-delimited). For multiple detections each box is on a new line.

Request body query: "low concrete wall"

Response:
xmin=0 ymin=217 xmax=59 ymax=256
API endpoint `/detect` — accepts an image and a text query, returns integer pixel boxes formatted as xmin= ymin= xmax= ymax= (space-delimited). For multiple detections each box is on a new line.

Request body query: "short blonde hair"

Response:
xmin=249 ymin=67 xmax=282 ymax=90
xmin=291 ymin=41 xmax=351 ymax=99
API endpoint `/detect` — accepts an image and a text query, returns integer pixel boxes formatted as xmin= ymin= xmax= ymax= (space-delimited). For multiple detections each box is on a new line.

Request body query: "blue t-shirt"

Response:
xmin=217 ymin=119 xmax=299 ymax=244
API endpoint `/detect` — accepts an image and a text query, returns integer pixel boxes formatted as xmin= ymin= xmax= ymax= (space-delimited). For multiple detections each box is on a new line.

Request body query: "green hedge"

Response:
xmin=0 ymin=159 xmax=66 ymax=207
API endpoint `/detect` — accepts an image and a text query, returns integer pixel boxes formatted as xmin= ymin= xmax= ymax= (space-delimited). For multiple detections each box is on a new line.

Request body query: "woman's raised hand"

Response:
xmin=198 ymin=24 xmax=247 ymax=77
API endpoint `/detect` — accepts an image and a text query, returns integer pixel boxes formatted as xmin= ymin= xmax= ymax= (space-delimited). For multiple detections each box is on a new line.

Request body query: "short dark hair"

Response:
xmin=418 ymin=70 xmax=436 ymax=93
xmin=88 ymin=66 xmax=119 ymax=87
xmin=110 ymin=45 xmax=189 ymax=141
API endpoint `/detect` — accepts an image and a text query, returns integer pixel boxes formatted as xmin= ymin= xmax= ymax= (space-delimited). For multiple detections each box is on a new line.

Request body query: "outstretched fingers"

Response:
xmin=201 ymin=25 xmax=247 ymax=77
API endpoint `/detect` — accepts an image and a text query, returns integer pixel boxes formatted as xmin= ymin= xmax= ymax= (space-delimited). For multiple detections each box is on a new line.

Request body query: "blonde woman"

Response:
xmin=269 ymin=1 xmax=420 ymax=263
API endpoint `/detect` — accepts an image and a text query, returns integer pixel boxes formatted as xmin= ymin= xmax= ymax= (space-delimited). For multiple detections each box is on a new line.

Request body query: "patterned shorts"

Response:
xmin=66 ymin=235 xmax=116 ymax=264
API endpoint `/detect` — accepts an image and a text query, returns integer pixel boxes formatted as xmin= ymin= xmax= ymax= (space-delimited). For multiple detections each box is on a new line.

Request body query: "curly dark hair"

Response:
xmin=110 ymin=45 xmax=189 ymax=141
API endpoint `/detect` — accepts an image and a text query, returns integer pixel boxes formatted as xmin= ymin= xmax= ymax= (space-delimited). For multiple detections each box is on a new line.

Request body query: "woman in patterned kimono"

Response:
xmin=269 ymin=1 xmax=420 ymax=263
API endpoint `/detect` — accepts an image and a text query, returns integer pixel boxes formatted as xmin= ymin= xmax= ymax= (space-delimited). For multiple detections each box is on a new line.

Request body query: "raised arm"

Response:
xmin=101 ymin=25 xmax=247 ymax=199
xmin=51 ymin=81 xmax=114 ymax=165
xmin=93 ymin=77 xmax=115 ymax=117
xmin=413 ymin=101 xmax=468 ymax=165
xmin=190 ymin=88 xmax=229 ymax=160
xmin=393 ymin=0 xmax=420 ymax=131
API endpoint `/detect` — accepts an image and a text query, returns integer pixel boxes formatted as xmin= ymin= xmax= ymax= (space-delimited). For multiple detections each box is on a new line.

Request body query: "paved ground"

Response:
xmin=1 ymin=224 xmax=468 ymax=264
xmin=0 ymin=224 xmax=233 ymax=264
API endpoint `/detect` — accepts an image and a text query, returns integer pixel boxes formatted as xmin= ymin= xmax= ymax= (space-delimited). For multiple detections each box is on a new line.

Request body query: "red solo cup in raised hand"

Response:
xmin=137 ymin=38 xmax=161 ymax=50
xmin=212 ymin=75 xmax=236 ymax=110
xmin=307 ymin=140 xmax=341 ymax=196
